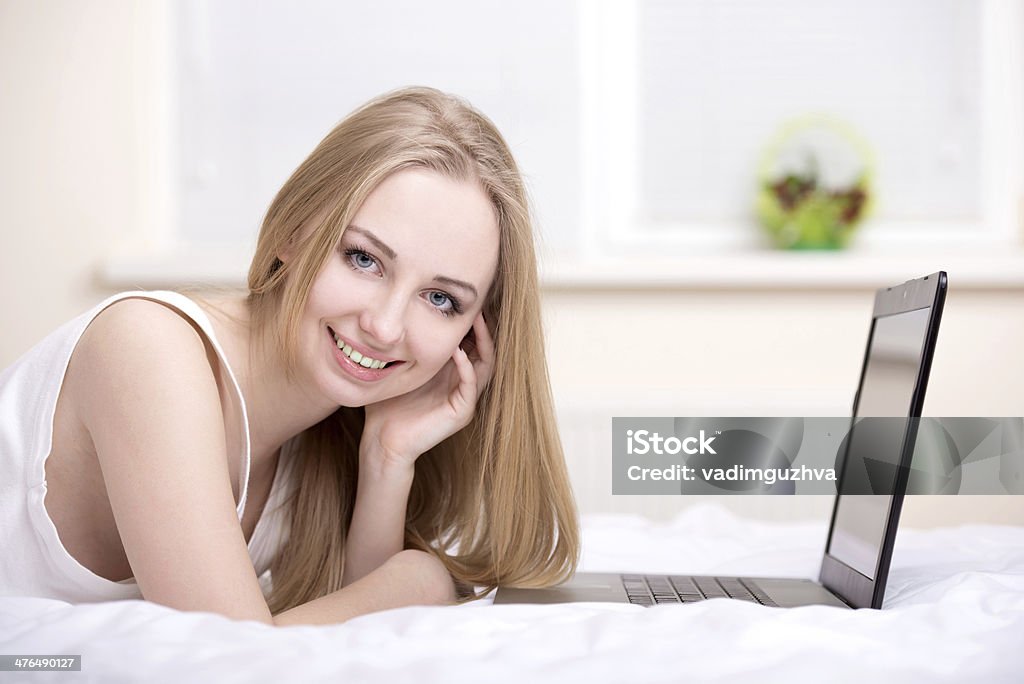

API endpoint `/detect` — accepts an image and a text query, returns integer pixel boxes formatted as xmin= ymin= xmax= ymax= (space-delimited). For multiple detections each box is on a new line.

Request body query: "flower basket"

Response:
xmin=756 ymin=117 xmax=874 ymax=250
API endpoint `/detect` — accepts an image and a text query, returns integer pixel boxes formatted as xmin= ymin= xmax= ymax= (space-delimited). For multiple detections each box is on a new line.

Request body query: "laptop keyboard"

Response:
xmin=622 ymin=575 xmax=778 ymax=607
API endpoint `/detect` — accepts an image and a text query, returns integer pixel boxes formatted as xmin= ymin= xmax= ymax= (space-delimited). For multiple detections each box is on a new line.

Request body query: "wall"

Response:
xmin=544 ymin=288 xmax=1024 ymax=527
xmin=0 ymin=0 xmax=149 ymax=359
xmin=1 ymin=1 xmax=1020 ymax=528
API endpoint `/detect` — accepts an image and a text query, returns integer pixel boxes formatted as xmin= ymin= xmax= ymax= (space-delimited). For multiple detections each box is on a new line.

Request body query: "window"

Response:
xmin=104 ymin=1 xmax=1023 ymax=287
xmin=580 ymin=0 xmax=1023 ymax=254
xmin=165 ymin=0 xmax=581 ymax=255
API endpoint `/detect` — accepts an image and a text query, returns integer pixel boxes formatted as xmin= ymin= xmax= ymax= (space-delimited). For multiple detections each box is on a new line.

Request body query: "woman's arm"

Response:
xmin=76 ymin=300 xmax=275 ymax=622
xmin=342 ymin=313 xmax=495 ymax=586
xmin=341 ymin=446 xmax=415 ymax=587
xmin=76 ymin=300 xmax=451 ymax=625
xmin=276 ymin=547 xmax=454 ymax=626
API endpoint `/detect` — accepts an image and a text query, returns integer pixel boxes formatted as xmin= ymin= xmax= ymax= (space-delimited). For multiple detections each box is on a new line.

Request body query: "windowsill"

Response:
xmin=98 ymin=245 xmax=1024 ymax=291
xmin=98 ymin=244 xmax=255 ymax=290
xmin=538 ymin=249 xmax=1024 ymax=290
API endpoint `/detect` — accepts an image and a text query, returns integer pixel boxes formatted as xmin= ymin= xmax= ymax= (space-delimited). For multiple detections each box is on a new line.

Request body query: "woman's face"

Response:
xmin=298 ymin=167 xmax=500 ymax=408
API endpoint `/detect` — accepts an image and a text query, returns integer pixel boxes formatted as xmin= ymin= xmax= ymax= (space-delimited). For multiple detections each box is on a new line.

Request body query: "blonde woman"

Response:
xmin=0 ymin=87 xmax=580 ymax=625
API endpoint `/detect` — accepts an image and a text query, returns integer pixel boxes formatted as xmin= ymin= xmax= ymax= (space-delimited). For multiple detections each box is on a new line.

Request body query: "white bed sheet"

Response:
xmin=2 ymin=503 xmax=1022 ymax=683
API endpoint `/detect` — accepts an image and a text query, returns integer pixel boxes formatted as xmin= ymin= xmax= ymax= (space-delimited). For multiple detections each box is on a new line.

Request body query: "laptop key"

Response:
xmin=626 ymin=574 xmax=778 ymax=607
xmin=740 ymin=579 xmax=779 ymax=607
xmin=719 ymin=581 xmax=758 ymax=602
xmin=669 ymin=576 xmax=700 ymax=594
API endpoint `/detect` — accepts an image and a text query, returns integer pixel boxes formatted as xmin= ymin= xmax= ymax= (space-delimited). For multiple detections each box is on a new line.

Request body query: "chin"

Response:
xmin=329 ymin=384 xmax=397 ymax=409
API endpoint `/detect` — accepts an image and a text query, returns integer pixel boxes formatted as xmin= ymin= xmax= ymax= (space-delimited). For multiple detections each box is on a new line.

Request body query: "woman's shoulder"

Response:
xmin=61 ymin=296 xmax=236 ymax=475
xmin=72 ymin=296 xmax=219 ymax=397
xmin=88 ymin=295 xmax=209 ymax=341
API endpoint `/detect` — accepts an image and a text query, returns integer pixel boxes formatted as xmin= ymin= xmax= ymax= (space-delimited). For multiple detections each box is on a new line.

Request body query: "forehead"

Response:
xmin=348 ymin=168 xmax=500 ymax=291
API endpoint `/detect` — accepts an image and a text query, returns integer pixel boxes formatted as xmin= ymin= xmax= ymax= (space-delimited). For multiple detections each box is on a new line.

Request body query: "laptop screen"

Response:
xmin=826 ymin=306 xmax=933 ymax=579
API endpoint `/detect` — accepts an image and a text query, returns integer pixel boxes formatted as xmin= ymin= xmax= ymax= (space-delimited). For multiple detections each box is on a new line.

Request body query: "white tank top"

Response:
xmin=0 ymin=291 xmax=293 ymax=602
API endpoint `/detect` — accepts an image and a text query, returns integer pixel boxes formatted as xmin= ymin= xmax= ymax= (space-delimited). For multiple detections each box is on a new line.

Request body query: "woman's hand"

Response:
xmin=360 ymin=312 xmax=495 ymax=477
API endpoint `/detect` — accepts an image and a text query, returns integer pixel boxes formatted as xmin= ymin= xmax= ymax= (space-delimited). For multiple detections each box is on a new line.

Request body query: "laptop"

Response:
xmin=495 ymin=271 xmax=947 ymax=610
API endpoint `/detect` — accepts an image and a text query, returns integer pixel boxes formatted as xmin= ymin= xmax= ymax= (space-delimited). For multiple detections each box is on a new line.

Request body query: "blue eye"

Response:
xmin=344 ymin=248 xmax=380 ymax=274
xmin=427 ymin=291 xmax=463 ymax=317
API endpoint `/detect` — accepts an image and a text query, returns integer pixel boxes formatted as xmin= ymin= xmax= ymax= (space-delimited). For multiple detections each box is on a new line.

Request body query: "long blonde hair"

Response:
xmin=246 ymin=87 xmax=579 ymax=612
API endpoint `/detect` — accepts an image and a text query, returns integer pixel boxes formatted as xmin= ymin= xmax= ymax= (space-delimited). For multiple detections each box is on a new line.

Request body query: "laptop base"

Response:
xmin=494 ymin=572 xmax=851 ymax=609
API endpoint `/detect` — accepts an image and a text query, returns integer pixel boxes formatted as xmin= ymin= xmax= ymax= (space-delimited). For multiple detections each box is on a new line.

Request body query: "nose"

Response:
xmin=358 ymin=289 xmax=407 ymax=349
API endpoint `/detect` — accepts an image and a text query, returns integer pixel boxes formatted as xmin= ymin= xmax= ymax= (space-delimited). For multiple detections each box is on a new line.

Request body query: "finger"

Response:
xmin=470 ymin=313 xmax=496 ymax=388
xmin=472 ymin=312 xmax=495 ymax=360
xmin=459 ymin=328 xmax=477 ymax=358
xmin=449 ymin=345 xmax=478 ymax=410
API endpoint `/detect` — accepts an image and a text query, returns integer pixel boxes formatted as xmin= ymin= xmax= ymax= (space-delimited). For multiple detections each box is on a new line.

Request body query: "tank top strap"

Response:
xmin=90 ymin=290 xmax=252 ymax=519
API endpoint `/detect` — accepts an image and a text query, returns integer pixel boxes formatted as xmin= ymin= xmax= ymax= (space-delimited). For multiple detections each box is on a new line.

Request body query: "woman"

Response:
xmin=0 ymin=87 xmax=580 ymax=625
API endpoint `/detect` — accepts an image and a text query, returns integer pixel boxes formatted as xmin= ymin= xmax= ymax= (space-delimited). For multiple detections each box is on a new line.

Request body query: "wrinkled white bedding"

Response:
xmin=2 ymin=504 xmax=1022 ymax=683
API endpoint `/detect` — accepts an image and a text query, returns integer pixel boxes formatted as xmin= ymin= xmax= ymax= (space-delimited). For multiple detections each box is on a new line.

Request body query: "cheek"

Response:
xmin=408 ymin=324 xmax=467 ymax=372
xmin=306 ymin=264 xmax=373 ymax=317
xmin=306 ymin=264 xmax=343 ymax=309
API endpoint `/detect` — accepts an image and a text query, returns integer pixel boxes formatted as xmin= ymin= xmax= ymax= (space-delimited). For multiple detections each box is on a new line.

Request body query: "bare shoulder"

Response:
xmin=76 ymin=297 xmax=211 ymax=368
xmin=63 ymin=296 xmax=272 ymax=622
xmin=70 ymin=296 xmax=221 ymax=430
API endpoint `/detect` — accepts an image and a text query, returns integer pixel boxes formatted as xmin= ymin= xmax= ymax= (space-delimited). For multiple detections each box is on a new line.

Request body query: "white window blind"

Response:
xmin=169 ymin=0 xmax=581 ymax=254
xmin=640 ymin=0 xmax=981 ymax=224
xmin=108 ymin=0 xmax=1021 ymax=289
xmin=580 ymin=0 xmax=1022 ymax=253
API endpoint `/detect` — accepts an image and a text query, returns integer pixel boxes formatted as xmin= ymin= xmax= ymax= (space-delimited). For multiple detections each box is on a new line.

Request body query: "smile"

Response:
xmin=328 ymin=328 xmax=396 ymax=370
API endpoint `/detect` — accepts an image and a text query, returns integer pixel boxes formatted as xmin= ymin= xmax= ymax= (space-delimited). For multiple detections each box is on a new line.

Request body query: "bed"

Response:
xmin=2 ymin=503 xmax=1022 ymax=683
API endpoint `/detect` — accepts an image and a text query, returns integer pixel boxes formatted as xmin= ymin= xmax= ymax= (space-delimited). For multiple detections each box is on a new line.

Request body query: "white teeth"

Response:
xmin=331 ymin=330 xmax=390 ymax=370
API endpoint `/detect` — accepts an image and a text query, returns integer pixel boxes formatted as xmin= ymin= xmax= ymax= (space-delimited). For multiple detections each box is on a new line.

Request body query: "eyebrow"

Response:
xmin=347 ymin=225 xmax=479 ymax=298
xmin=348 ymin=225 xmax=397 ymax=260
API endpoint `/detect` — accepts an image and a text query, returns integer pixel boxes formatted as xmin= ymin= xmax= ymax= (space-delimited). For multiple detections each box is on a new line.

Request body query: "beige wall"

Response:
xmin=0 ymin=0 xmax=145 ymax=363
xmin=2 ymin=1 xmax=1021 ymax=527
xmin=543 ymin=289 xmax=1024 ymax=527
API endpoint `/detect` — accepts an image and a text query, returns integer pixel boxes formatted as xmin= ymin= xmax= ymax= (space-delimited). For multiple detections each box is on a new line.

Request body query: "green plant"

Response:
xmin=756 ymin=117 xmax=873 ymax=250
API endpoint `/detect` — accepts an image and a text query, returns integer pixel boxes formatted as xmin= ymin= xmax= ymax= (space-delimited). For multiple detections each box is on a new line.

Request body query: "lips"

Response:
xmin=329 ymin=327 xmax=396 ymax=369
xmin=326 ymin=326 xmax=404 ymax=382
